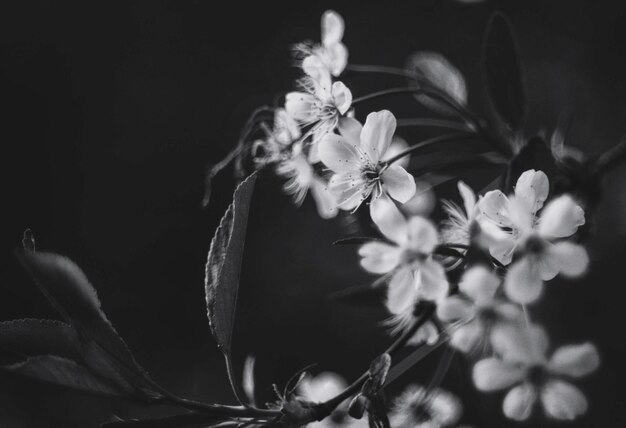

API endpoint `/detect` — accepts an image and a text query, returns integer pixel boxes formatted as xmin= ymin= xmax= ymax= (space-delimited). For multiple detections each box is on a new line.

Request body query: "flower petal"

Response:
xmin=321 ymin=10 xmax=344 ymax=46
xmin=437 ymin=296 xmax=475 ymax=322
xmin=406 ymin=216 xmax=439 ymax=254
xmin=358 ymin=242 xmax=402 ymax=274
xmin=318 ymin=134 xmax=362 ymax=173
xmin=450 ymin=322 xmax=483 ymax=354
xmin=503 ymin=383 xmax=538 ymax=421
xmin=337 ymin=117 xmax=362 ymax=145
xmin=325 ymin=42 xmax=348 ymax=77
xmin=382 ymin=136 xmax=409 ymax=168
xmin=285 ymin=92 xmax=318 ymax=122
xmin=544 ymin=241 xmax=589 ymax=278
xmin=298 ymin=371 xmax=347 ymax=403
xmin=548 ymin=343 xmax=600 ymax=378
xmin=429 ymin=387 xmax=462 ymax=426
xmin=381 ymin=165 xmax=416 ymax=203
xmin=407 ymin=321 xmax=439 ymax=346
xmin=514 ymin=169 xmax=550 ymax=215
xmin=302 ymin=54 xmax=328 ymax=82
xmin=386 ymin=267 xmax=417 ymax=315
xmin=331 ymin=81 xmax=352 ymax=115
xmin=540 ymin=380 xmax=588 ymax=420
xmin=459 ymin=265 xmax=500 ymax=305
xmin=472 ymin=358 xmax=525 ymax=391
xmin=310 ymin=177 xmax=338 ymax=219
xmin=478 ymin=190 xmax=512 ymax=227
xmin=458 ymin=181 xmax=477 ymax=217
xmin=416 ymin=259 xmax=449 ymax=302
xmin=538 ymin=194 xmax=585 ymax=238
xmin=491 ymin=324 xmax=549 ymax=365
xmin=504 ymin=258 xmax=544 ymax=304
xmin=360 ymin=110 xmax=396 ymax=163
xmin=370 ymin=194 xmax=408 ymax=245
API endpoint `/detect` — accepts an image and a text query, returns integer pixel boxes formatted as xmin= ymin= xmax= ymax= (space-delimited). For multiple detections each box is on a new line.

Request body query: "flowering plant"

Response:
xmin=4 ymin=8 xmax=626 ymax=428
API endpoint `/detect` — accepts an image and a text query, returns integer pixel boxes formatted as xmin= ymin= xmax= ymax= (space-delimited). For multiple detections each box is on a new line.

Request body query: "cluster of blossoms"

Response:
xmin=244 ymin=9 xmax=601 ymax=428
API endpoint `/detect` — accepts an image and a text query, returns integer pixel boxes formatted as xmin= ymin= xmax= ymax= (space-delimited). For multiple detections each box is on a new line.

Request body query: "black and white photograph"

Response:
xmin=2 ymin=1 xmax=626 ymax=427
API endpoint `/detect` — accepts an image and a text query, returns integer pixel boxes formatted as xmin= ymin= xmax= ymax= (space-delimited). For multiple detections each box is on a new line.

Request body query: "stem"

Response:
xmin=161 ymin=394 xmax=279 ymax=418
xmin=396 ymin=118 xmax=470 ymax=131
xmin=351 ymin=87 xmax=482 ymax=132
xmin=224 ymin=352 xmax=252 ymax=407
xmin=314 ymin=305 xmax=436 ymax=419
xmin=383 ymin=132 xmax=477 ymax=166
xmin=346 ymin=64 xmax=417 ymax=79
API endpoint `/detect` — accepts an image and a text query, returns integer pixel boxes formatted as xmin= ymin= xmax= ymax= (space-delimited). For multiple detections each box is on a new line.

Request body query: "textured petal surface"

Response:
xmin=386 ymin=267 xmax=416 ymax=315
xmin=538 ymin=195 xmax=585 ymax=238
xmin=459 ymin=265 xmax=500 ymax=304
xmin=360 ymin=110 xmax=396 ymax=163
xmin=540 ymin=381 xmax=588 ymax=420
xmin=503 ymin=383 xmax=538 ymax=421
xmin=548 ymin=343 xmax=600 ymax=378
xmin=321 ymin=10 xmax=344 ymax=46
xmin=514 ymin=169 xmax=549 ymax=215
xmin=370 ymin=194 xmax=408 ymax=245
xmin=381 ymin=165 xmax=416 ymax=203
xmin=358 ymin=242 xmax=402 ymax=274
xmin=416 ymin=259 xmax=449 ymax=302
xmin=472 ymin=358 xmax=525 ymax=391
xmin=504 ymin=258 xmax=544 ymax=304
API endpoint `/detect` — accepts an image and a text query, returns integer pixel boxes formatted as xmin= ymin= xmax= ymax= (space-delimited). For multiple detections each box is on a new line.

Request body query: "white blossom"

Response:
xmin=472 ymin=324 xmax=600 ymax=421
xmin=437 ymin=265 xmax=522 ymax=354
xmin=285 ymin=71 xmax=352 ymax=162
xmin=390 ymin=384 xmax=462 ymax=428
xmin=276 ymin=142 xmax=338 ymax=219
xmin=478 ymin=170 xmax=588 ymax=304
xmin=358 ymin=195 xmax=448 ymax=346
xmin=318 ymin=110 xmax=416 ymax=212
xmin=297 ymin=372 xmax=366 ymax=428
xmin=299 ymin=10 xmax=348 ymax=81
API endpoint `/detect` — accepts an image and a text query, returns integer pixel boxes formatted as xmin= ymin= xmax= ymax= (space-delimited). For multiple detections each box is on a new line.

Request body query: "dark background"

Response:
xmin=2 ymin=1 xmax=626 ymax=427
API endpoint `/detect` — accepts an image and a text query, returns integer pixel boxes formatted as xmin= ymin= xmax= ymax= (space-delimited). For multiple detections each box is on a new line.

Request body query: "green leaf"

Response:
xmin=483 ymin=13 xmax=526 ymax=132
xmin=101 ymin=413 xmax=225 ymax=428
xmin=0 ymin=318 xmax=81 ymax=361
xmin=15 ymin=249 xmax=161 ymax=401
xmin=2 ymin=355 xmax=123 ymax=397
xmin=205 ymin=172 xmax=258 ymax=354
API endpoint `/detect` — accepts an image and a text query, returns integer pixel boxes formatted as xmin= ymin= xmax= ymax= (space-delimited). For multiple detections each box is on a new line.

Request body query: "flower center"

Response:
xmin=411 ymin=402 xmax=432 ymax=423
xmin=526 ymin=364 xmax=549 ymax=386
xmin=523 ymin=235 xmax=545 ymax=255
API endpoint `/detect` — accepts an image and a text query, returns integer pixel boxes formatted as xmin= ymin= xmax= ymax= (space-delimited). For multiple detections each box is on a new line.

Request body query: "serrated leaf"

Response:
xmin=101 ymin=413 xmax=224 ymax=428
xmin=2 ymin=355 xmax=123 ymax=396
xmin=15 ymin=249 xmax=161 ymax=401
xmin=406 ymin=51 xmax=467 ymax=115
xmin=483 ymin=13 xmax=526 ymax=131
xmin=205 ymin=172 xmax=258 ymax=354
xmin=0 ymin=318 xmax=81 ymax=361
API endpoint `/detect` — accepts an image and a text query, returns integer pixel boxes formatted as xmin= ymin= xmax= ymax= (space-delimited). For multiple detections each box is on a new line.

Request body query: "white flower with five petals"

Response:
xmin=479 ymin=170 xmax=589 ymax=303
xmin=318 ymin=110 xmax=416 ymax=211
xmin=472 ymin=324 xmax=599 ymax=421
xmin=437 ymin=265 xmax=522 ymax=354
xmin=285 ymin=72 xmax=352 ymax=162
xmin=359 ymin=196 xmax=449 ymax=319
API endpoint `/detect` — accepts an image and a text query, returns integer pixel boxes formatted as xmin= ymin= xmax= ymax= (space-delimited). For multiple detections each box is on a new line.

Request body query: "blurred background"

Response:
xmin=2 ymin=0 xmax=625 ymax=426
